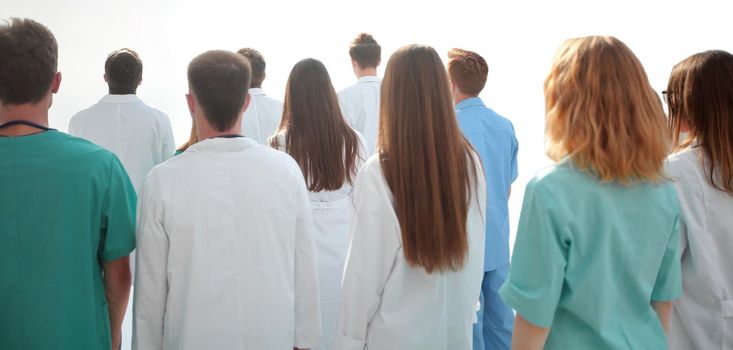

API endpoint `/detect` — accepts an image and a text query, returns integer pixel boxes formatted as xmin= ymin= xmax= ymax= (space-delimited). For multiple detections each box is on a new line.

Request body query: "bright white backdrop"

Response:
xmin=3 ymin=0 xmax=732 ymax=347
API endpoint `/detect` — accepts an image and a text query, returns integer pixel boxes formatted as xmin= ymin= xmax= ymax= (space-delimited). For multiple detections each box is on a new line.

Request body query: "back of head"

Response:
xmin=105 ymin=48 xmax=142 ymax=94
xmin=447 ymin=48 xmax=489 ymax=96
xmin=0 ymin=18 xmax=58 ymax=105
xmin=544 ymin=36 xmax=669 ymax=183
xmin=668 ymin=50 xmax=733 ymax=193
xmin=237 ymin=48 xmax=266 ymax=88
xmin=273 ymin=58 xmax=360 ymax=192
xmin=379 ymin=44 xmax=478 ymax=274
xmin=188 ymin=50 xmax=251 ymax=131
xmin=349 ymin=33 xmax=381 ymax=69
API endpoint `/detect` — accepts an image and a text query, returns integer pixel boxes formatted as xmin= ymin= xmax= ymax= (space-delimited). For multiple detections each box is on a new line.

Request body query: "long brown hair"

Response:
xmin=667 ymin=50 xmax=733 ymax=193
xmin=271 ymin=58 xmax=360 ymax=192
xmin=379 ymin=45 xmax=479 ymax=274
xmin=544 ymin=36 xmax=670 ymax=183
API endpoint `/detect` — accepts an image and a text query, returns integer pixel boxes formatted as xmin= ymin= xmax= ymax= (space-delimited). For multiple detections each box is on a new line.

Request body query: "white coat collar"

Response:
xmin=100 ymin=94 xmax=141 ymax=103
xmin=357 ymin=76 xmax=381 ymax=84
xmin=186 ymin=136 xmax=259 ymax=153
xmin=249 ymin=88 xmax=266 ymax=96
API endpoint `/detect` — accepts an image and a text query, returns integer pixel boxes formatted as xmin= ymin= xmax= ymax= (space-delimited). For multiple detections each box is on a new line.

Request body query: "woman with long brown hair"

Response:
xmin=332 ymin=45 xmax=486 ymax=350
xmin=269 ymin=58 xmax=366 ymax=350
xmin=665 ymin=50 xmax=733 ymax=350
xmin=501 ymin=36 xmax=681 ymax=349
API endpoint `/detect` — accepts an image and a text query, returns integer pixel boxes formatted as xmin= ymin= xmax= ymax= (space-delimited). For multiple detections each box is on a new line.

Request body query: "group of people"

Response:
xmin=0 ymin=16 xmax=731 ymax=350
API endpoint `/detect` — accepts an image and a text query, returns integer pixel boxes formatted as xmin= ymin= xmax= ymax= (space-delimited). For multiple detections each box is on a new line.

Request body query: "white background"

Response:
xmin=3 ymin=1 xmax=732 ymax=347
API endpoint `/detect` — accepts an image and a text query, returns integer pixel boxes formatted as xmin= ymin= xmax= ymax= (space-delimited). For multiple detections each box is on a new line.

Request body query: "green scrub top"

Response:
xmin=500 ymin=159 xmax=681 ymax=349
xmin=0 ymin=130 xmax=136 ymax=350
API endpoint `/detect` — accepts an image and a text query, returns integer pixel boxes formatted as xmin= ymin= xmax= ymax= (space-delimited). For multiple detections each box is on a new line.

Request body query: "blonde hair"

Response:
xmin=544 ymin=36 xmax=670 ymax=183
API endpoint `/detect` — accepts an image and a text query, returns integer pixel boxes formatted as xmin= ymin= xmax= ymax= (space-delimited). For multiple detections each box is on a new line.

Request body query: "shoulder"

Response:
xmin=55 ymin=131 xmax=124 ymax=171
xmin=338 ymin=83 xmax=361 ymax=99
xmin=665 ymin=148 xmax=698 ymax=177
xmin=70 ymin=101 xmax=104 ymax=123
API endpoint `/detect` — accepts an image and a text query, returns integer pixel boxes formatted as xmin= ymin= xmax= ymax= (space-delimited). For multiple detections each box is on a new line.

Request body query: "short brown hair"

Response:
xmin=349 ymin=33 xmax=381 ymax=69
xmin=447 ymin=48 xmax=488 ymax=96
xmin=237 ymin=48 xmax=265 ymax=88
xmin=188 ymin=50 xmax=251 ymax=131
xmin=105 ymin=48 xmax=143 ymax=94
xmin=668 ymin=50 xmax=733 ymax=193
xmin=0 ymin=18 xmax=58 ymax=104
xmin=545 ymin=36 xmax=669 ymax=183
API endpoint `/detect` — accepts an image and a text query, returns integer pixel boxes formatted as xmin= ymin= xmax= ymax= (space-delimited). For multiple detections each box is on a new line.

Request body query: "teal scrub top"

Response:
xmin=0 ymin=131 xmax=136 ymax=350
xmin=500 ymin=160 xmax=682 ymax=349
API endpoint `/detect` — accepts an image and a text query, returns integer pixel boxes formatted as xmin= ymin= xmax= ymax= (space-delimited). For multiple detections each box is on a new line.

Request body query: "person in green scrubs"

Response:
xmin=500 ymin=36 xmax=682 ymax=350
xmin=0 ymin=19 xmax=136 ymax=350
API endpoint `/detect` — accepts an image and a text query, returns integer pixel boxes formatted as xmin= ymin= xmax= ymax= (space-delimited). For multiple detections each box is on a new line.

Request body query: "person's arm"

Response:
xmin=132 ymin=173 xmax=169 ymax=350
xmin=331 ymin=161 xmax=401 ymax=350
xmin=160 ymin=114 xmax=176 ymax=161
xmin=512 ymin=314 xmax=550 ymax=350
xmin=103 ymin=256 xmax=132 ymax=350
xmin=652 ymin=301 xmax=673 ymax=334
xmin=292 ymin=175 xmax=321 ymax=350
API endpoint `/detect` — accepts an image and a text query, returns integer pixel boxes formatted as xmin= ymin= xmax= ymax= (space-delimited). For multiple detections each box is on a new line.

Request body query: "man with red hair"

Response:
xmin=448 ymin=48 xmax=518 ymax=350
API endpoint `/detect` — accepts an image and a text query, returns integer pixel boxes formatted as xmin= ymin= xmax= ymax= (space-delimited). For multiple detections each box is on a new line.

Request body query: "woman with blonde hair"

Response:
xmin=333 ymin=45 xmax=486 ymax=350
xmin=270 ymin=58 xmax=366 ymax=350
xmin=500 ymin=36 xmax=682 ymax=349
xmin=176 ymin=123 xmax=198 ymax=155
xmin=665 ymin=50 xmax=733 ymax=349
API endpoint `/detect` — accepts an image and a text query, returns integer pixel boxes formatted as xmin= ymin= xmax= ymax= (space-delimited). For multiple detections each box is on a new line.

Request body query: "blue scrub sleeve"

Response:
xmin=651 ymin=215 xmax=682 ymax=301
xmin=500 ymin=180 xmax=566 ymax=328
xmin=99 ymin=156 xmax=137 ymax=262
xmin=510 ymin=136 xmax=519 ymax=182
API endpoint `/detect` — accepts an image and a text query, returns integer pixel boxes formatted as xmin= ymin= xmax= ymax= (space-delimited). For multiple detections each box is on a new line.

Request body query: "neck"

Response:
xmin=454 ymin=93 xmax=477 ymax=105
xmin=196 ymin=116 xmax=243 ymax=140
xmin=0 ymin=102 xmax=51 ymax=136
xmin=108 ymin=89 xmax=136 ymax=95
xmin=356 ymin=67 xmax=377 ymax=79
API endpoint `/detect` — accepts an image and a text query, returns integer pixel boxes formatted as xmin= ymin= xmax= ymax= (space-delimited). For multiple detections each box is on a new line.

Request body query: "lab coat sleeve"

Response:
xmin=160 ymin=114 xmax=176 ymax=161
xmin=499 ymin=180 xmax=567 ymax=328
xmin=100 ymin=156 xmax=137 ymax=261
xmin=67 ymin=116 xmax=79 ymax=136
xmin=651 ymin=214 xmax=683 ymax=301
xmin=338 ymin=93 xmax=355 ymax=128
xmin=332 ymin=161 xmax=401 ymax=350
xmin=132 ymin=173 xmax=169 ymax=350
xmin=293 ymin=176 xmax=321 ymax=348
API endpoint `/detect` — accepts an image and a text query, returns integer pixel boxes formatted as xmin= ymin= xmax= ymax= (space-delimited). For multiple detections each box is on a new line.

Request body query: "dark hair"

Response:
xmin=349 ymin=33 xmax=381 ymax=69
xmin=237 ymin=48 xmax=265 ymax=88
xmin=379 ymin=45 xmax=479 ymax=273
xmin=187 ymin=50 xmax=251 ymax=131
xmin=105 ymin=48 xmax=143 ymax=94
xmin=668 ymin=50 xmax=733 ymax=193
xmin=0 ymin=18 xmax=58 ymax=105
xmin=271 ymin=58 xmax=361 ymax=192
xmin=447 ymin=48 xmax=488 ymax=96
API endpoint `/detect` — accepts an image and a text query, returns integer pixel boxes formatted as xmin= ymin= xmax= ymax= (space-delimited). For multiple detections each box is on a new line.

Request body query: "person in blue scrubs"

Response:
xmin=447 ymin=48 xmax=518 ymax=350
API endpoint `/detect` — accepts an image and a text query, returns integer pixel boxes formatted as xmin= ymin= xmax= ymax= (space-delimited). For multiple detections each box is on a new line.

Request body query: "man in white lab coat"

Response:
xmin=133 ymin=50 xmax=321 ymax=350
xmin=237 ymin=48 xmax=283 ymax=144
xmin=69 ymin=48 xmax=175 ymax=193
xmin=337 ymin=33 xmax=381 ymax=154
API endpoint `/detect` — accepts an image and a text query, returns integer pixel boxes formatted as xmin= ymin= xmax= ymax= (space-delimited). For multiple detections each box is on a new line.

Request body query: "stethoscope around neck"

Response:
xmin=0 ymin=120 xmax=56 ymax=132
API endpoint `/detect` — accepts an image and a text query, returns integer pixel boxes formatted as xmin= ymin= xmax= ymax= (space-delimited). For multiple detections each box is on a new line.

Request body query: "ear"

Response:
xmin=242 ymin=93 xmax=252 ymax=113
xmin=186 ymin=93 xmax=195 ymax=116
xmin=51 ymin=72 xmax=62 ymax=94
xmin=103 ymin=74 xmax=108 ymax=83
xmin=351 ymin=58 xmax=358 ymax=68
xmin=138 ymin=77 xmax=143 ymax=86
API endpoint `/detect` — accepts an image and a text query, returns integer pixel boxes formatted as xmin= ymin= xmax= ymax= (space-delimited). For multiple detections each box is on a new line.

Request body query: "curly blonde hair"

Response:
xmin=544 ymin=36 xmax=670 ymax=183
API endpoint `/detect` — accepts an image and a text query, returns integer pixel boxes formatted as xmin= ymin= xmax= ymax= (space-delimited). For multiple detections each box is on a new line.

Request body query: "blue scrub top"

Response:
xmin=456 ymin=97 xmax=518 ymax=271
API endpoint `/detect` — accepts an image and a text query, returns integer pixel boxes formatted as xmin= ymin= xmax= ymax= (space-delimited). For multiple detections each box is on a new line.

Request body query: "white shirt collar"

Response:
xmin=186 ymin=136 xmax=258 ymax=153
xmin=249 ymin=88 xmax=266 ymax=96
xmin=100 ymin=94 xmax=141 ymax=104
xmin=357 ymin=76 xmax=381 ymax=84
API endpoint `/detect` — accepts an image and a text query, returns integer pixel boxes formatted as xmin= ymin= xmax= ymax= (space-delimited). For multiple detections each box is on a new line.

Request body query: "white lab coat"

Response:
xmin=332 ymin=154 xmax=486 ymax=350
xmin=242 ymin=88 xmax=284 ymax=144
xmin=338 ymin=76 xmax=381 ymax=154
xmin=69 ymin=94 xmax=175 ymax=192
xmin=132 ymin=137 xmax=321 ymax=350
xmin=667 ymin=148 xmax=733 ymax=350
xmin=272 ymin=131 xmax=367 ymax=350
